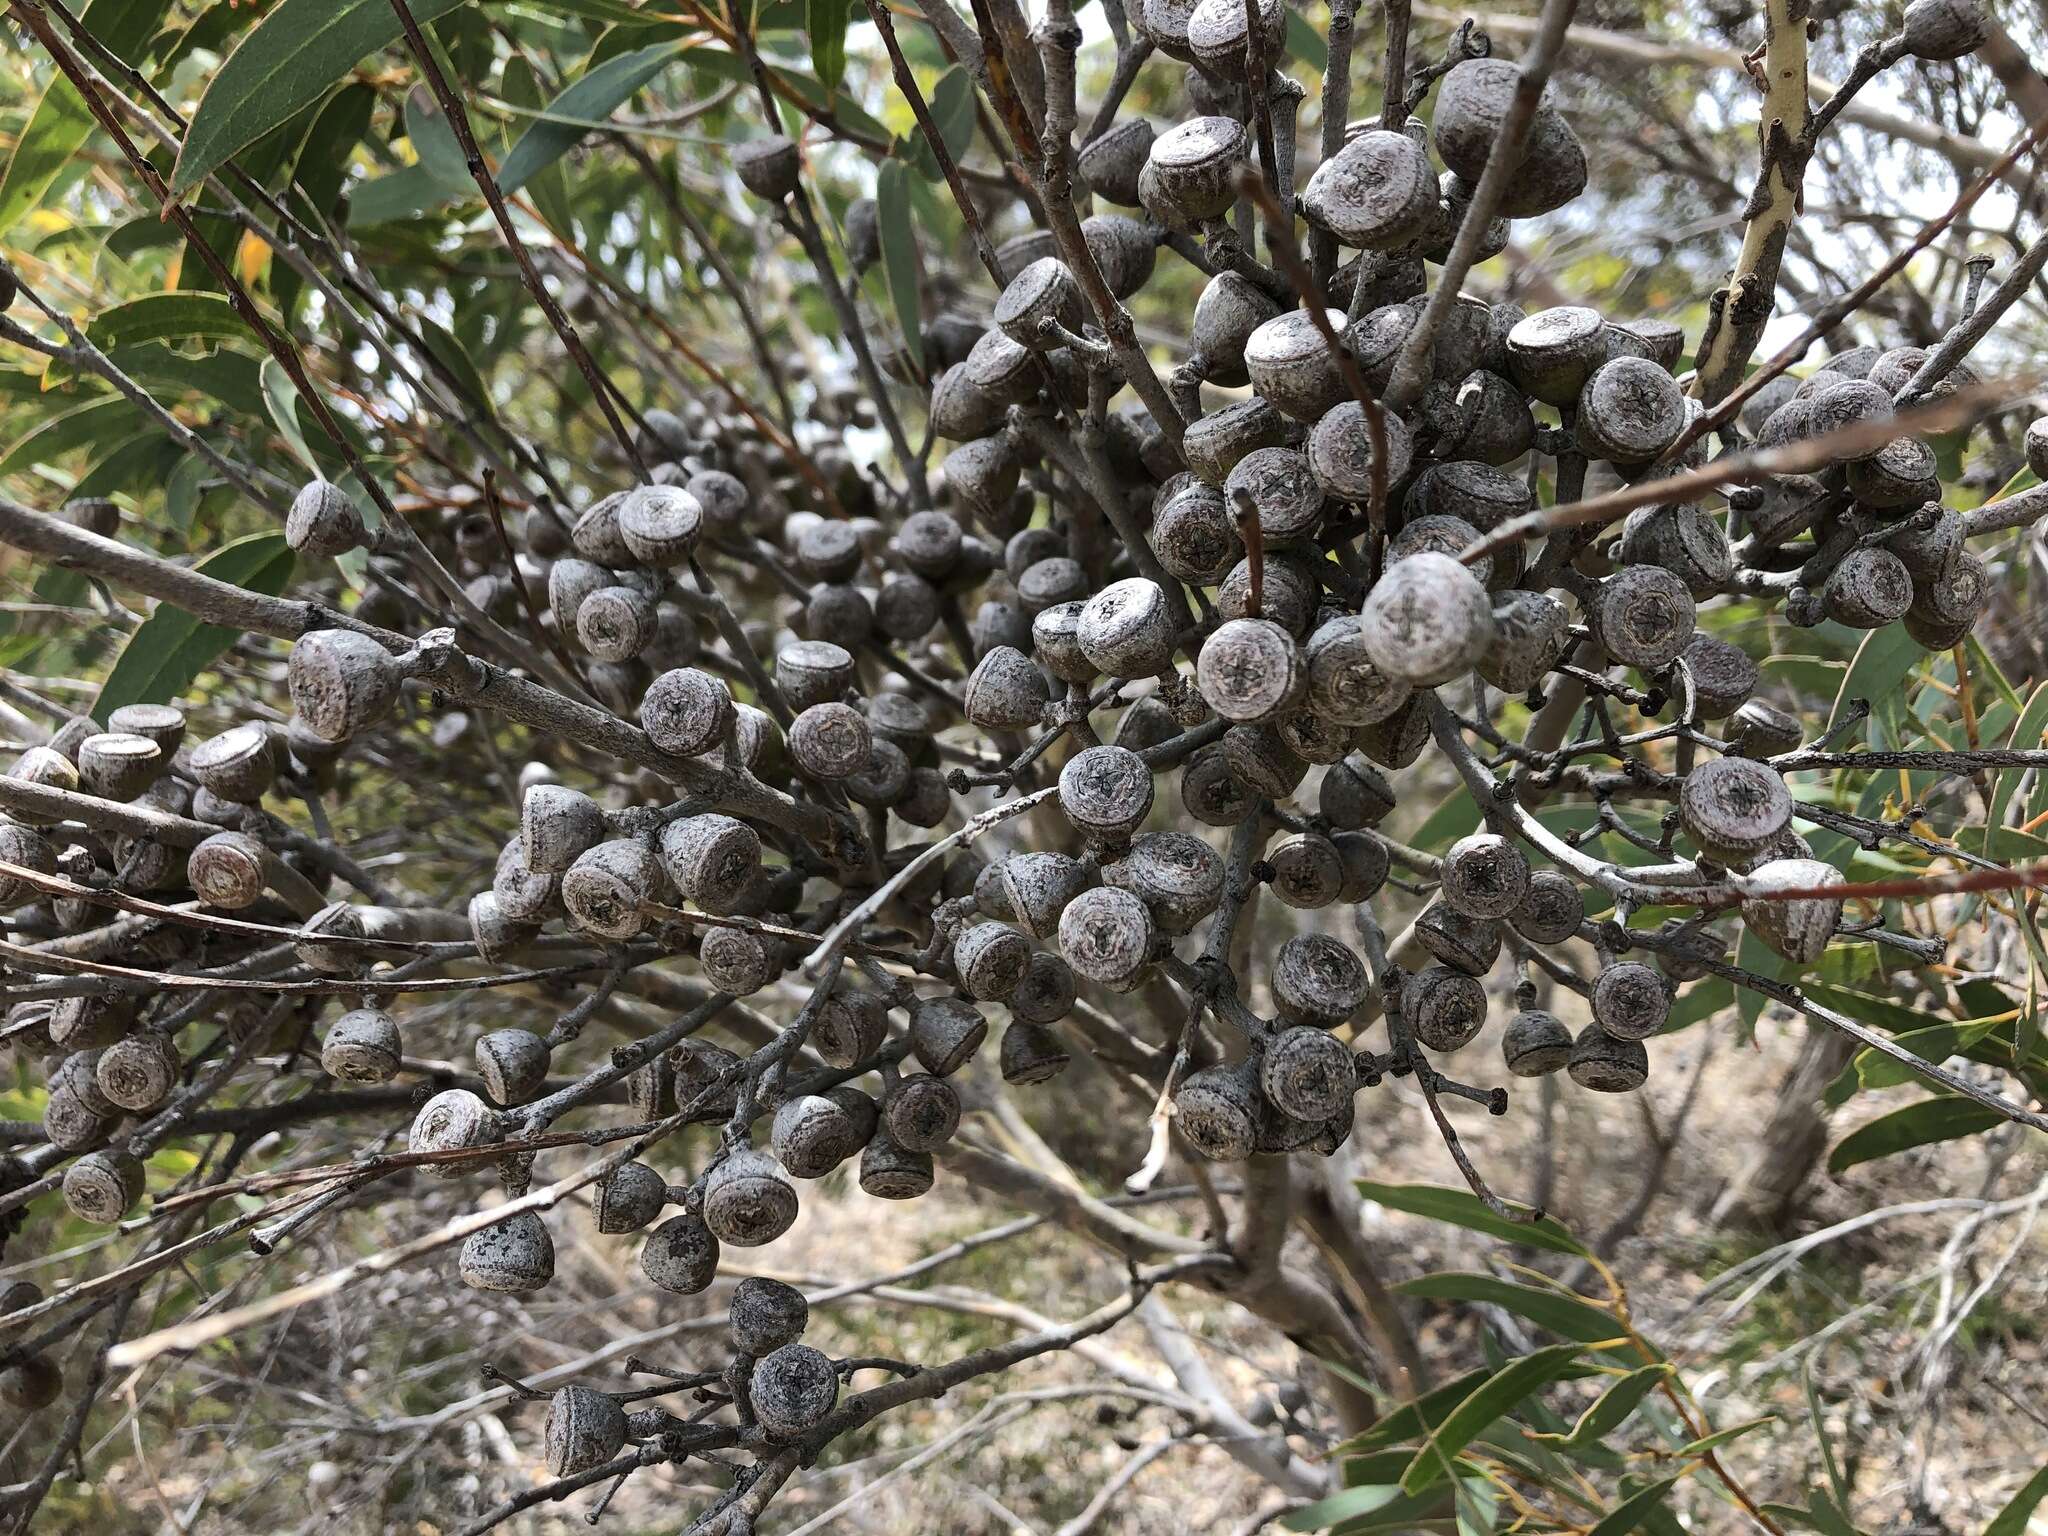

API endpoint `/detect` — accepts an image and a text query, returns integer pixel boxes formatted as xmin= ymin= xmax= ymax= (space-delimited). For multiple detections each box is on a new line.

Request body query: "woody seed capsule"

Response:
xmin=641 ymin=667 xmax=734 ymax=757
xmin=1197 ymin=617 xmax=1303 ymax=722
xmin=1078 ymin=118 xmax=1154 ymax=206
xmin=1501 ymin=1009 xmax=1573 ymax=1076
xmin=731 ymin=1276 xmax=811 ymax=1356
xmin=190 ymin=723 xmax=276 ymax=804
xmin=62 ymin=1149 xmax=146 ymax=1224
xmin=476 ymin=1027 xmax=550 ymax=1106
xmin=1173 ymin=1060 xmax=1263 ymax=1161
xmin=703 ymin=1149 xmax=799 ymax=1246
xmin=860 ymin=1131 xmax=935 ymax=1198
xmin=1180 ymin=743 xmax=1257 ymax=825
xmin=642 ymin=1213 xmax=720 ymax=1293
xmin=884 ymin=1072 xmax=962 ymax=1151
xmin=1103 ymin=829 xmax=1224 ymax=934
xmin=1272 ymin=933 xmax=1370 ymax=1026
xmin=953 ymin=920 xmax=1032 ymax=1001
xmin=1567 ymin=1024 xmax=1649 ymax=1092
xmin=1740 ymin=857 xmax=1843 ymax=965
xmin=1822 ymin=547 xmax=1914 ymax=628
xmin=908 ymin=996 xmax=989 ymax=1076
xmin=594 ymin=1161 xmax=670 ymax=1234
xmin=1680 ymin=756 xmax=1792 ymax=864
xmin=1224 ymin=722 xmax=1308 ymax=798
xmin=561 ymin=838 xmax=664 ymax=940
xmin=1267 ymin=832 xmax=1346 ymax=909
xmin=1138 ymin=116 xmax=1245 ymax=229
xmin=1059 ymin=746 xmax=1155 ymax=844
xmin=1591 ymin=961 xmax=1670 ymax=1041
xmin=1181 ymin=399 xmax=1292 ymax=488
xmin=789 ymin=702 xmax=871 ymax=781
xmin=1576 ymin=357 xmax=1687 ymax=465
xmin=1058 ymin=885 xmax=1156 ymax=991
xmin=96 ymin=1031 xmax=181 ymax=1111
xmin=1261 ymin=1026 xmax=1357 ymax=1121
xmin=1359 ymin=551 xmax=1495 ymax=686
xmin=1440 ymin=832 xmax=1531 ymax=919
xmin=752 ymin=1344 xmax=840 ymax=1439
xmin=812 ymin=989 xmax=888 ymax=1068
xmin=1587 ymin=565 xmax=1696 ymax=672
xmin=75 ymin=733 xmax=161 ymax=801
xmin=1509 ymin=869 xmax=1584 ymax=945
xmin=1302 ymin=129 xmax=1440 ymax=250
xmin=1404 ymin=965 xmax=1488 ymax=1050
xmin=286 ymin=479 xmax=366 ymax=557
xmin=1245 ymin=309 xmax=1353 ymax=422
xmin=459 ymin=1211 xmax=556 ymax=1293
xmin=546 ymin=1386 xmax=628 ymax=1477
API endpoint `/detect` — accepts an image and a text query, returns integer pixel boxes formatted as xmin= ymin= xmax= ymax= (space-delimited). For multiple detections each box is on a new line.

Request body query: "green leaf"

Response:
xmin=0 ymin=396 xmax=140 ymax=477
xmin=1983 ymin=1465 xmax=2048 ymax=1536
xmin=1585 ymin=1476 xmax=1685 ymax=1536
xmin=344 ymin=164 xmax=452 ymax=228
xmin=1528 ymin=1364 xmax=1672 ymax=1450
xmin=496 ymin=41 xmax=687 ymax=195
xmin=498 ymin=54 xmax=576 ymax=232
xmin=1394 ymin=1273 xmax=1630 ymax=1349
xmin=1672 ymin=1415 xmax=1774 ymax=1457
xmin=71 ymin=435 xmax=182 ymax=502
xmin=876 ymin=157 xmax=923 ymax=376
xmin=404 ymin=85 xmax=473 ymax=191
xmin=1762 ymin=1494 xmax=1865 ymax=1536
xmin=1400 ymin=1342 xmax=1585 ymax=1493
xmin=92 ymin=533 xmax=295 ymax=722
xmin=83 ymin=293 xmax=246 ymax=352
xmin=172 ymin=0 xmax=476 ymax=197
xmin=1355 ymin=1181 xmax=1588 ymax=1257
xmin=1283 ymin=4 xmax=1328 ymax=69
xmin=897 ymin=64 xmax=977 ymax=180
xmin=164 ymin=453 xmax=208 ymax=535
xmin=261 ymin=356 xmax=321 ymax=474
xmin=806 ymin=0 xmax=850 ymax=95
xmin=1827 ymin=625 xmax=1921 ymax=745
xmin=1826 ymin=1096 xmax=2004 ymax=1174
xmin=0 ymin=0 xmax=172 ymax=233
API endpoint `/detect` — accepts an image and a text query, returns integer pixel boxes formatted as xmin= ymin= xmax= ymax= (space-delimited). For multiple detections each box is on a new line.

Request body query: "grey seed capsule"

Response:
xmin=1681 ymin=634 xmax=1758 ymax=719
xmin=106 ymin=702 xmax=184 ymax=758
xmin=1319 ymin=755 xmax=1397 ymax=828
xmin=546 ymin=1386 xmax=629 ymax=1477
xmin=1223 ymin=722 xmax=1308 ymax=798
xmin=1591 ymin=961 xmax=1670 ymax=1041
xmin=1079 ymin=577 xmax=1178 ymax=677
xmin=1909 ymin=549 xmax=1989 ymax=630
xmin=287 ymin=629 xmax=400 ymax=745
xmin=1277 ymin=705 xmax=1353 ymax=766
xmin=521 ymin=784 xmax=607 ymax=879
xmin=0 ymin=822 xmax=54 ymax=910
xmin=286 ymin=478 xmax=366 ymax=558
xmin=1267 ymin=833 xmax=1346 ymax=909
xmin=894 ymin=766 xmax=953 ymax=828
xmin=997 ymin=851 xmax=1095 ymax=939
xmin=1510 ymin=869 xmax=1584 ymax=945
xmin=884 ymin=1072 xmax=962 ymax=1151
xmin=618 ymin=484 xmax=703 ymax=565
xmin=476 ymin=1027 xmax=550 ymax=1107
xmin=1185 ymin=0 xmax=1281 ymax=68
xmin=2028 ymin=416 xmax=2048 ymax=481
xmin=1415 ymin=903 xmax=1502 ymax=976
xmin=894 ymin=509 xmax=965 ymax=577
xmin=1175 ymin=1059 xmax=1263 ymax=1161
xmin=409 ymin=1088 xmax=502 ymax=1172
xmin=974 ymin=597 xmax=1035 ymax=657
xmin=1740 ymin=857 xmax=1843 ymax=965
xmin=1190 ymin=271 xmax=1284 ymax=385
xmin=594 ymin=1161 xmax=670 ymax=1234
xmin=1138 ymin=115 xmax=1245 ymax=228
xmin=733 ymin=134 xmax=801 ymax=200
xmin=1302 ymin=127 xmax=1440 ymax=252
xmin=1041 ymin=605 xmax=1102 ymax=687
xmin=1261 ymin=1026 xmax=1357 ymax=1122
xmin=189 ymin=722 xmax=276 ymax=804
xmin=807 ymin=582 xmax=871 ymax=645
xmin=730 ymin=1276 xmax=810 ymax=1356
xmin=75 ymin=732 xmax=161 ymax=802
xmin=184 ymin=830 xmax=269 ymax=910
xmin=95 ymin=1031 xmax=180 ymax=1111
xmin=703 ymin=1149 xmax=799 ymax=1246
xmin=1017 ymin=556 xmax=1092 ymax=614
xmin=1059 ymin=745 xmax=1155 ymax=843
xmin=1578 ymin=357 xmax=1687 ymax=465
xmin=942 ymin=436 xmax=1024 ymax=536
xmin=1244 ymin=310 xmax=1354 ymax=423
xmin=320 ymin=1007 xmax=403 ymax=1084
xmin=62 ymin=1149 xmax=146 ymax=1224
xmin=1847 ymin=436 xmax=1939 ymax=509
xmin=1180 ymin=742 xmax=1258 ymax=825
xmin=1587 ymin=565 xmax=1695 ymax=672
xmin=1217 ymin=551 xmax=1322 ymax=635
xmin=1421 ymin=369 xmax=1535 ymax=468
xmin=1333 ymin=831 xmax=1390 ymax=901
xmin=642 ymin=1212 xmax=720 ymax=1293
xmin=1226 ymin=445 xmax=1328 ymax=541
xmin=576 ymin=585 xmax=658 ymax=662
xmin=1010 ymin=951 xmax=1078 ymax=1024
xmin=994 ymin=257 xmax=1082 ymax=351
xmin=860 ymin=1131 xmax=935 ymax=1198
xmin=459 ymin=1210 xmax=555 ymax=1293
xmin=1058 ymin=885 xmax=1157 ymax=991
xmin=1727 ymin=699 xmax=1803 ymax=759
xmin=789 ymin=702 xmax=872 ymax=781
xmin=776 ymin=640 xmax=856 ymax=712
xmin=1077 ymin=117 xmax=1154 ymax=206
xmin=1000 ymin=1020 xmax=1072 ymax=1084
xmin=1408 ymin=460 xmax=1532 ymax=529
xmin=1182 ymin=397 xmax=1292 ymax=487
xmin=1440 ymin=831 xmax=1531 ymax=919
xmin=908 ymin=996 xmax=988 ymax=1077
xmin=772 ymin=1092 xmax=866 ymax=1179
xmin=1680 ymin=755 xmax=1792 ymax=864
xmin=570 ymin=493 xmax=636 ymax=565
xmin=1479 ymin=590 xmax=1570 ymax=695
xmin=1359 ymin=550 xmax=1495 ymax=687
xmin=1501 ymin=1009 xmax=1572 ymax=1076
xmin=642 ymin=667 xmax=734 ymax=757
xmin=954 ymin=920 xmax=1032 ymax=1001
xmin=670 ymin=1039 xmax=742 ymax=1119
xmin=1505 ymin=305 xmax=1608 ymax=406
xmin=1198 ymin=618 xmax=1304 ymax=723
xmin=1567 ymin=1024 xmax=1649 ymax=1092
xmin=1355 ymin=692 xmax=1432 ymax=769
xmin=1433 ymin=59 xmax=1586 ymax=215
xmin=1305 ymin=615 xmax=1411 ymax=725
xmin=812 ymin=989 xmax=888 ymax=1069
xmin=1822 ymin=547 xmax=1913 ymax=629
xmin=844 ymin=738 xmax=913 ymax=808
xmin=562 ymin=838 xmax=663 ymax=940
xmin=493 ymin=836 xmax=557 ymax=923
xmin=1404 ymin=965 xmax=1488 ymax=1051
xmin=1886 ymin=506 xmax=1963 ymax=581
xmin=660 ymin=816 xmax=762 ymax=918
xmin=1386 ymin=513 xmax=1487 ymax=582
xmin=964 ymin=645 xmax=1051 ymax=730
xmin=7 ymin=746 xmax=76 ymax=824
xmin=1273 ymin=933 xmax=1370 ymax=1027
xmin=42 ymin=1082 xmax=114 ymax=1153
xmin=752 ymin=1344 xmax=839 ymax=1439
xmin=1082 ymin=212 xmax=1161 ymax=298
xmin=1609 ymin=317 xmax=1686 ymax=371
xmin=1903 ymin=0 xmax=1988 ymax=58
xmin=929 ymin=362 xmax=1004 ymax=441
xmin=701 ymin=927 xmax=777 ymax=995
xmin=48 ymin=993 xmax=131 ymax=1051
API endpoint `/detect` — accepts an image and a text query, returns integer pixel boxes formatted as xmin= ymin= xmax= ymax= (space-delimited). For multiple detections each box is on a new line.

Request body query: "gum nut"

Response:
xmin=1358 ymin=551 xmax=1495 ymax=687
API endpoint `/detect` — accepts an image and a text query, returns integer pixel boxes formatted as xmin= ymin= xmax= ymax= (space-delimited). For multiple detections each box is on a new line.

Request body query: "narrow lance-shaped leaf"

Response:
xmin=876 ymin=157 xmax=923 ymax=377
xmin=1400 ymin=1342 xmax=1586 ymax=1494
xmin=1826 ymin=1095 xmax=2005 ymax=1174
xmin=92 ymin=534 xmax=296 ymax=722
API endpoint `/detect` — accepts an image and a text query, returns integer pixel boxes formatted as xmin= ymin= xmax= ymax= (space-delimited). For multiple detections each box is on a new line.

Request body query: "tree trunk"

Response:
xmin=1706 ymin=1026 xmax=1858 ymax=1232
